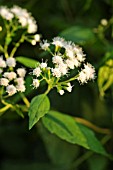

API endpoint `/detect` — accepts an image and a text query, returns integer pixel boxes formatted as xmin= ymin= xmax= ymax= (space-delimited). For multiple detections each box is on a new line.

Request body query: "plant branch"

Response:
xmin=0 ymin=99 xmax=13 ymax=116
xmin=45 ymin=85 xmax=52 ymax=95
xmin=60 ymin=75 xmax=78 ymax=84
xmin=10 ymin=33 xmax=25 ymax=58
xmin=19 ymin=93 xmax=30 ymax=108
xmin=0 ymin=105 xmax=11 ymax=116
xmin=74 ymin=117 xmax=111 ymax=135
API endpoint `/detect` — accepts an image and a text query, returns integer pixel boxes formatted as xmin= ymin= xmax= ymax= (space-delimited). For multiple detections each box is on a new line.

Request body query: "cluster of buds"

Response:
xmin=0 ymin=5 xmax=40 ymax=46
xmin=0 ymin=5 xmax=37 ymax=33
xmin=0 ymin=56 xmax=26 ymax=96
xmin=32 ymin=37 xmax=95 ymax=95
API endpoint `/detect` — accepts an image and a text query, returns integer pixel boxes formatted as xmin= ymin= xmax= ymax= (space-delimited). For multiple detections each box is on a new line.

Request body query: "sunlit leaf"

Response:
xmin=42 ymin=110 xmax=107 ymax=156
xmin=16 ymin=56 xmax=39 ymax=68
xmin=28 ymin=94 xmax=50 ymax=130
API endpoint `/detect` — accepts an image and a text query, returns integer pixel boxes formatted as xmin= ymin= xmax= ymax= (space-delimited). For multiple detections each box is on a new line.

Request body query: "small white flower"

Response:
xmin=52 ymin=37 xmax=65 ymax=47
xmin=11 ymin=5 xmax=37 ymax=33
xmin=32 ymin=79 xmax=40 ymax=88
xmin=18 ymin=16 xmax=28 ymax=27
xmin=76 ymin=52 xmax=85 ymax=62
xmin=51 ymin=68 xmax=61 ymax=78
xmin=0 ymin=57 xmax=6 ymax=68
xmin=58 ymin=63 xmax=68 ymax=75
xmin=15 ymin=77 xmax=24 ymax=85
xmin=11 ymin=5 xmax=29 ymax=27
xmin=52 ymin=55 xmax=63 ymax=64
xmin=17 ymin=68 xmax=26 ymax=77
xmin=40 ymin=40 xmax=50 ymax=50
xmin=83 ymin=63 xmax=95 ymax=80
xmin=77 ymin=71 xmax=87 ymax=84
xmin=31 ymin=40 xmax=36 ymax=45
xmin=66 ymin=59 xmax=75 ymax=69
xmin=33 ymin=67 xmax=41 ymax=77
xmin=64 ymin=41 xmax=74 ymax=50
xmin=11 ymin=5 xmax=24 ymax=14
xmin=6 ymin=57 xmax=16 ymax=67
xmin=0 ymin=26 xmax=2 ymax=31
xmin=6 ymin=84 xmax=17 ymax=96
xmin=16 ymin=84 xmax=26 ymax=92
xmin=40 ymin=62 xmax=47 ymax=68
xmin=77 ymin=63 xmax=95 ymax=84
xmin=27 ymin=19 xmax=37 ymax=33
xmin=67 ymin=82 xmax=71 ymax=86
xmin=11 ymin=5 xmax=29 ymax=18
xmin=4 ymin=72 xmax=17 ymax=80
xmin=101 ymin=19 xmax=108 ymax=26
xmin=59 ymin=89 xmax=64 ymax=95
xmin=66 ymin=83 xmax=73 ymax=92
xmin=66 ymin=49 xmax=75 ymax=59
xmin=34 ymin=34 xmax=40 ymax=42
xmin=73 ymin=47 xmax=85 ymax=62
xmin=28 ymin=23 xmax=37 ymax=34
xmin=0 ymin=78 xmax=9 ymax=86
xmin=72 ymin=58 xmax=80 ymax=67
xmin=0 ymin=6 xmax=14 ymax=20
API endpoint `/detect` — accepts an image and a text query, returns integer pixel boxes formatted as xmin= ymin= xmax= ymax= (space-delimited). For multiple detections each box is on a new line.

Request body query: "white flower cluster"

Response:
xmin=0 ymin=5 xmax=37 ymax=33
xmin=41 ymin=37 xmax=86 ymax=74
xmin=32 ymin=37 xmax=95 ymax=95
xmin=0 ymin=56 xmax=26 ymax=96
xmin=77 ymin=63 xmax=95 ymax=84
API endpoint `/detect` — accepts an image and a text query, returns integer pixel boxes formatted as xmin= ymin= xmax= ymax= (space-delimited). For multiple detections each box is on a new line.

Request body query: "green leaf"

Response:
xmin=42 ymin=110 xmax=107 ymax=156
xmin=76 ymin=123 xmax=106 ymax=155
xmin=14 ymin=106 xmax=24 ymax=118
xmin=16 ymin=56 xmax=39 ymax=68
xmin=28 ymin=94 xmax=50 ymax=130
xmin=39 ymin=123 xmax=79 ymax=167
xmin=60 ymin=26 xmax=95 ymax=44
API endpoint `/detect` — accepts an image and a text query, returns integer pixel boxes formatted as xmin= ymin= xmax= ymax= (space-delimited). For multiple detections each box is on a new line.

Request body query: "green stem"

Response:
xmin=0 ymin=98 xmax=13 ymax=116
xmin=20 ymin=93 xmax=30 ymax=108
xmin=45 ymin=85 xmax=52 ymax=95
xmin=70 ymin=151 xmax=93 ymax=170
xmin=60 ymin=75 xmax=78 ymax=84
xmin=75 ymin=117 xmax=111 ymax=135
xmin=4 ymin=44 xmax=9 ymax=58
xmin=47 ymin=48 xmax=54 ymax=56
xmin=1 ymin=99 xmax=10 ymax=106
xmin=0 ymin=87 xmax=4 ymax=100
xmin=0 ymin=105 xmax=11 ymax=116
xmin=3 ymin=21 xmax=10 ymax=58
xmin=101 ymin=135 xmax=111 ymax=145
xmin=10 ymin=33 xmax=25 ymax=58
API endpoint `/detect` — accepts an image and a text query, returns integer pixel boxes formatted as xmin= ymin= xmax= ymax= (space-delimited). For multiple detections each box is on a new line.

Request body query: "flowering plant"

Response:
xmin=0 ymin=5 xmax=40 ymax=113
xmin=32 ymin=37 xmax=95 ymax=96
xmin=0 ymin=5 xmax=111 ymax=164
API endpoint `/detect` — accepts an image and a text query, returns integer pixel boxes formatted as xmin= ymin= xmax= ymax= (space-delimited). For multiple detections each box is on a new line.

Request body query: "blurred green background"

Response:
xmin=0 ymin=0 xmax=113 ymax=169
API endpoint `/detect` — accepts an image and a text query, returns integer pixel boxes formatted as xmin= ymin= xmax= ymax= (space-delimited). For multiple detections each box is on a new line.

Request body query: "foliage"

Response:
xmin=0 ymin=1 xmax=113 ymax=170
